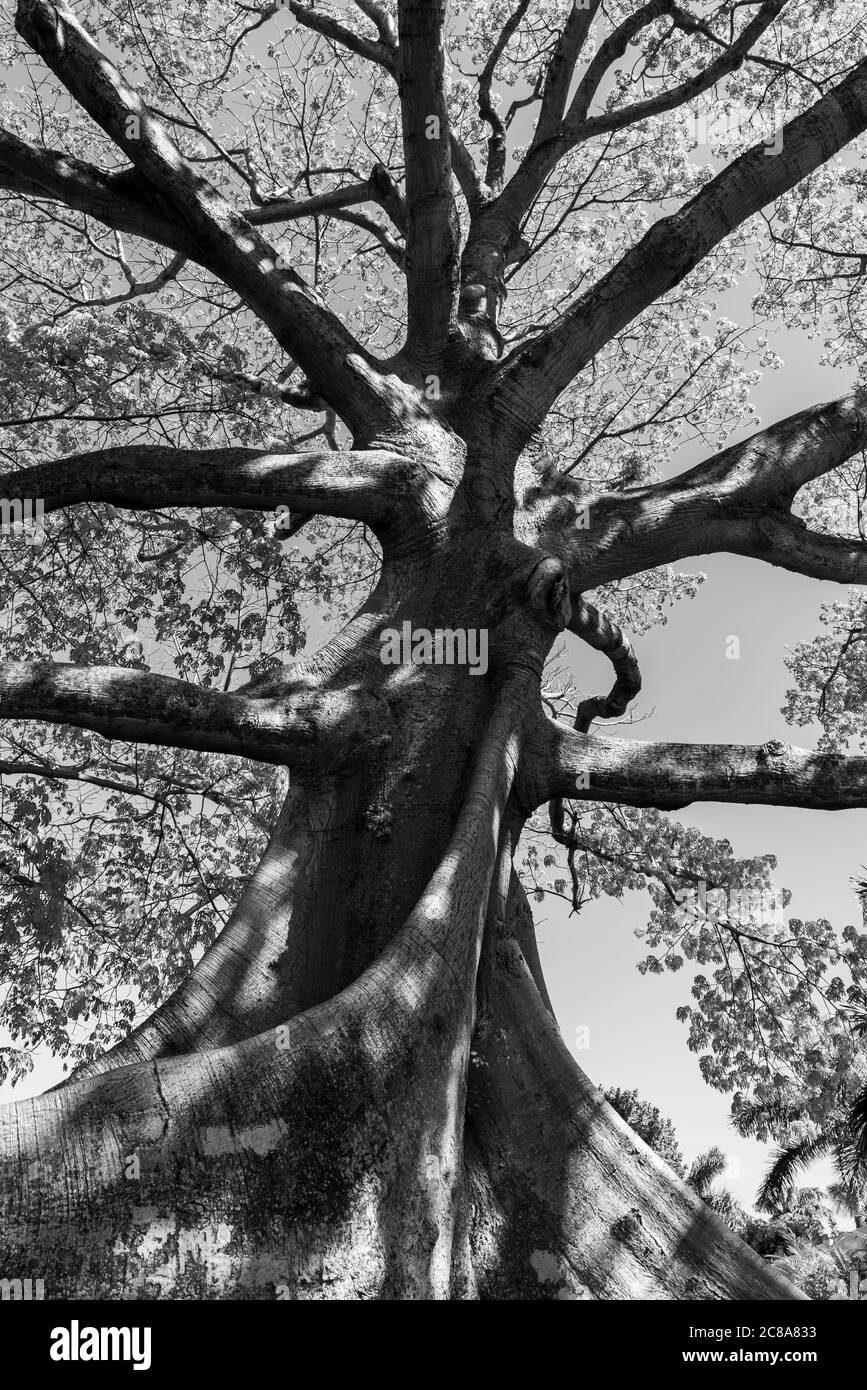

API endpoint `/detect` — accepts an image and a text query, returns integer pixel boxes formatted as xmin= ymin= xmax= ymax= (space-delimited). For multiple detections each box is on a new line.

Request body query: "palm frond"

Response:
xmin=849 ymin=1083 xmax=867 ymax=1167
xmin=687 ymin=1146 xmax=728 ymax=1197
xmin=757 ymin=1135 xmax=832 ymax=1213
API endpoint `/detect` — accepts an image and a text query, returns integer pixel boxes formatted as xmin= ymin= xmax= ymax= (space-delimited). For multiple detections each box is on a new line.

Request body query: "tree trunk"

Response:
xmin=0 ymin=437 xmax=804 ymax=1301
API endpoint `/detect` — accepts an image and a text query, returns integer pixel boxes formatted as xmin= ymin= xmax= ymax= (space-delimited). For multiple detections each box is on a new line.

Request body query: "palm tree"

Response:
xmin=686 ymin=1147 xmax=746 ymax=1230
xmin=757 ymin=1122 xmax=866 ymax=1218
xmin=827 ymin=1179 xmax=867 ymax=1230
xmin=846 ymin=879 xmax=867 ymax=1168
xmin=852 ymin=1086 xmax=867 ymax=1168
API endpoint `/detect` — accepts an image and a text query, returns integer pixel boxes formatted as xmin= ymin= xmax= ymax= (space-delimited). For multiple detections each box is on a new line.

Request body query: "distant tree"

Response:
xmin=604 ymin=1086 xmax=686 ymax=1178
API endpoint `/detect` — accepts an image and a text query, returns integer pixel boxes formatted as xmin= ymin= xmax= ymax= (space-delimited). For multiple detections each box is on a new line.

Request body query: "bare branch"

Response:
xmin=567 ymin=0 xmax=785 ymax=140
xmin=91 ymin=241 xmax=187 ymax=308
xmin=246 ymin=167 xmax=406 ymax=234
xmin=466 ymin=0 xmax=783 ymax=298
xmin=570 ymin=597 xmax=642 ymax=730
xmin=528 ymin=390 xmax=867 ymax=592
xmin=0 ymin=660 xmax=330 ymax=768
xmin=549 ymin=595 xmax=641 ymax=839
xmin=0 ymin=445 xmax=419 ymax=534
xmin=527 ymin=718 xmax=867 ymax=812
xmin=246 ymin=175 xmax=405 ymax=265
xmin=286 ymin=0 xmax=397 ymax=73
xmin=531 ymin=0 xmax=601 ymax=149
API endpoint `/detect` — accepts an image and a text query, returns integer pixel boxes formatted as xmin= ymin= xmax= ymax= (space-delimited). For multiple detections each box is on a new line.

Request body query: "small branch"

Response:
xmin=549 ymin=595 xmax=641 ymax=838
xmin=477 ymin=0 xmax=532 ymax=191
xmin=88 ymin=243 xmax=186 ymax=309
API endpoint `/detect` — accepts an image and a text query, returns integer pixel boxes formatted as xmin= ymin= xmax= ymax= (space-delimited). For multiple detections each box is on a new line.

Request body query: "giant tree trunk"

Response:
xmin=0 ymin=437 xmax=802 ymax=1301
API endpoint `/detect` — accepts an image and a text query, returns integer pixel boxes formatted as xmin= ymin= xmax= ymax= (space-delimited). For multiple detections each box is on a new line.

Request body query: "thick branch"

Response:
xmin=725 ymin=514 xmax=867 ymax=584
xmin=487 ymin=53 xmax=867 ymax=446
xmin=463 ymin=0 xmax=782 ymax=312
xmin=286 ymin=0 xmax=485 ymax=212
xmin=353 ymin=1 xmax=397 ymax=47
xmin=15 ymin=0 xmax=388 ymax=432
xmin=397 ymin=0 xmax=461 ymax=360
xmin=0 ymin=125 xmax=199 ymax=256
xmin=527 ymin=719 xmax=867 ymax=812
xmin=526 ymin=390 xmax=867 ymax=592
xmin=0 ymin=661 xmax=337 ymax=768
xmin=0 ymin=445 xmax=419 ymax=535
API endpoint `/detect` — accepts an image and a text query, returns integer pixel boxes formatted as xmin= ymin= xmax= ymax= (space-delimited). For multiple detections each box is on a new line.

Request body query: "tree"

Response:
xmin=686 ymin=1146 xmax=746 ymax=1230
xmin=746 ymin=1181 xmax=854 ymax=1298
xmin=604 ymin=1086 xmax=687 ymax=1177
xmin=4 ymin=0 xmax=867 ymax=1300
xmin=758 ymin=1123 xmax=867 ymax=1220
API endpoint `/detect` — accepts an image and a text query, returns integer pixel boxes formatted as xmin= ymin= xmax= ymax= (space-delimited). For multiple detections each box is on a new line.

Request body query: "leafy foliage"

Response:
xmin=604 ymin=1084 xmax=687 ymax=1177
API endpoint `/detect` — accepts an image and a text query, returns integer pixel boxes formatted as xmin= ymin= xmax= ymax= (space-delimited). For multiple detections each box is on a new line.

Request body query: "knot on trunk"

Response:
xmin=526 ymin=557 xmax=571 ymax=631
xmin=458 ymin=282 xmax=504 ymax=360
